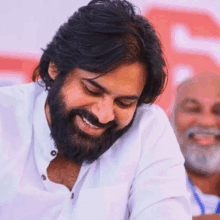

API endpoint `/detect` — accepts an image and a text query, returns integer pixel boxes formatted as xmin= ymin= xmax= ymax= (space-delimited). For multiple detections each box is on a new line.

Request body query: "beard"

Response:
xmin=47 ymin=80 xmax=135 ymax=164
xmin=175 ymin=126 xmax=220 ymax=175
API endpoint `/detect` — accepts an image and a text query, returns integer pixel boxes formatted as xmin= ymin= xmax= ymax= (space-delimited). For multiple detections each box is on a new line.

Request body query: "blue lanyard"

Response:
xmin=216 ymin=200 xmax=220 ymax=213
xmin=188 ymin=177 xmax=220 ymax=215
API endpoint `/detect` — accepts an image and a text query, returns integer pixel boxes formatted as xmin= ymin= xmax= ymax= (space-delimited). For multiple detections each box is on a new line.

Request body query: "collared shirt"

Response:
xmin=0 ymin=82 xmax=192 ymax=220
xmin=187 ymin=179 xmax=220 ymax=216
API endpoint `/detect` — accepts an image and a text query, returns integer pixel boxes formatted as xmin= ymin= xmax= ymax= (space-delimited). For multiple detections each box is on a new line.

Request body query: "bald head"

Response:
xmin=175 ymin=72 xmax=220 ymax=107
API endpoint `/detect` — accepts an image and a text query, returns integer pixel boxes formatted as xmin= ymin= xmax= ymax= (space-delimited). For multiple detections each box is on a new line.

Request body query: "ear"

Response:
xmin=48 ymin=62 xmax=58 ymax=80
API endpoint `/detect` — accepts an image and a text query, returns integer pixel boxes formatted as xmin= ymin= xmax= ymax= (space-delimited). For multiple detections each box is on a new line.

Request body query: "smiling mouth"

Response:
xmin=188 ymin=133 xmax=220 ymax=145
xmin=75 ymin=115 xmax=105 ymax=136
xmin=81 ymin=116 xmax=100 ymax=129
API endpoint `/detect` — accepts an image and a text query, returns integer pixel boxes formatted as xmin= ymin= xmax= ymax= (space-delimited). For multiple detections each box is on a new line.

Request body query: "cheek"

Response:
xmin=62 ymin=87 xmax=90 ymax=108
xmin=175 ymin=112 xmax=196 ymax=131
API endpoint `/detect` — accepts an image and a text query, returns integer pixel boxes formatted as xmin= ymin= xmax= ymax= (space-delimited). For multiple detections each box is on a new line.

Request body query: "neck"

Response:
xmin=187 ymin=167 xmax=220 ymax=196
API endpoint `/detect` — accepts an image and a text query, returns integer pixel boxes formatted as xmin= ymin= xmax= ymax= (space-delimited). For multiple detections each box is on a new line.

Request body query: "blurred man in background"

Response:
xmin=171 ymin=72 xmax=220 ymax=220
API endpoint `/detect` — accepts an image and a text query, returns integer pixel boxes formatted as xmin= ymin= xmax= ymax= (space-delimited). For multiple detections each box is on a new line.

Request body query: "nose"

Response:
xmin=91 ymin=97 xmax=115 ymax=124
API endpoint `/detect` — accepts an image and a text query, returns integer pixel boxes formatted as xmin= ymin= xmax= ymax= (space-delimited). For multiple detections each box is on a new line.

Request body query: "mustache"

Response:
xmin=68 ymin=108 xmax=117 ymax=129
xmin=186 ymin=126 xmax=220 ymax=140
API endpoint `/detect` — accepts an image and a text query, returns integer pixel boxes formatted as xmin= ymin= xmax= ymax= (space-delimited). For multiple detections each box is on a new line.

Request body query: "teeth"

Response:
xmin=194 ymin=134 xmax=214 ymax=139
xmin=82 ymin=117 xmax=99 ymax=129
xmin=191 ymin=133 xmax=216 ymax=140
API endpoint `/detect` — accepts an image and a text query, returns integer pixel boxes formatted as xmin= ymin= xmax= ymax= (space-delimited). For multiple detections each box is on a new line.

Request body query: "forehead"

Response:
xmin=176 ymin=75 xmax=220 ymax=105
xmin=74 ymin=62 xmax=146 ymax=96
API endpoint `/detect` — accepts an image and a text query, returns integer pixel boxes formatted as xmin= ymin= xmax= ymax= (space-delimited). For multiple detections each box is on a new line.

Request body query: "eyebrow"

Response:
xmin=181 ymin=98 xmax=199 ymax=107
xmin=82 ymin=78 xmax=139 ymax=100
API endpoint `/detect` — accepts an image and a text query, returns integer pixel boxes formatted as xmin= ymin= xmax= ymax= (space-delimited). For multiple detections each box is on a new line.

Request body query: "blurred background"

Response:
xmin=0 ymin=0 xmax=220 ymax=114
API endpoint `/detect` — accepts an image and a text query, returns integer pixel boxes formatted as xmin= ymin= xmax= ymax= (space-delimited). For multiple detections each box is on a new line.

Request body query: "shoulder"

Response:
xmin=0 ymin=81 xmax=46 ymax=140
xmin=116 ymin=103 xmax=183 ymax=163
xmin=0 ymin=82 xmax=46 ymax=162
xmin=133 ymin=104 xmax=180 ymax=151
xmin=130 ymin=103 xmax=170 ymax=136
xmin=0 ymin=81 xmax=45 ymax=111
xmin=0 ymin=81 xmax=44 ymax=100
xmin=136 ymin=103 xmax=167 ymax=118
xmin=110 ymin=104 xmax=173 ymax=156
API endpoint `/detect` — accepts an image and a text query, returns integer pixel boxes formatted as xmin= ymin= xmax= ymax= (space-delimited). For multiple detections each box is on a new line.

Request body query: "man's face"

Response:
xmin=46 ymin=62 xmax=146 ymax=164
xmin=173 ymin=74 xmax=220 ymax=174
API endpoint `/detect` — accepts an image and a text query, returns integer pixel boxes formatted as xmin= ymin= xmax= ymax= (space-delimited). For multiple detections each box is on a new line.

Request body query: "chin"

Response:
xmin=184 ymin=158 xmax=220 ymax=176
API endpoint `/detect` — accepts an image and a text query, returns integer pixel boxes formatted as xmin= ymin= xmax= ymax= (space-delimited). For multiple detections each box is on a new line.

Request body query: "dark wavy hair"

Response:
xmin=32 ymin=0 xmax=167 ymax=105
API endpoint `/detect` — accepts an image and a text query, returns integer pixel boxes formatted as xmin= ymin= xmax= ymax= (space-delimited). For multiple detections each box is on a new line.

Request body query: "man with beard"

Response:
xmin=0 ymin=0 xmax=191 ymax=219
xmin=171 ymin=72 xmax=220 ymax=219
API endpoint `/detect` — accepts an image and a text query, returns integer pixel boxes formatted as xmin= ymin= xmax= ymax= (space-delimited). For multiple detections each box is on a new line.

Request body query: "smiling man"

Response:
xmin=0 ymin=0 xmax=191 ymax=219
xmin=171 ymin=72 xmax=220 ymax=219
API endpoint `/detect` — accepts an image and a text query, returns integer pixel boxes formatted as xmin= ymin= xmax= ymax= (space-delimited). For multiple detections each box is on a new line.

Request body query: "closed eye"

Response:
xmin=212 ymin=103 xmax=220 ymax=115
xmin=83 ymin=83 xmax=102 ymax=97
xmin=115 ymin=99 xmax=136 ymax=108
xmin=181 ymin=99 xmax=201 ymax=113
xmin=213 ymin=109 xmax=220 ymax=115
xmin=183 ymin=107 xmax=201 ymax=113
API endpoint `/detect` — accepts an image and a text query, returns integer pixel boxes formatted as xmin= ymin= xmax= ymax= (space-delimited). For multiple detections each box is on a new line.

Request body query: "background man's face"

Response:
xmin=173 ymin=74 xmax=220 ymax=174
xmin=47 ymin=62 xmax=146 ymax=164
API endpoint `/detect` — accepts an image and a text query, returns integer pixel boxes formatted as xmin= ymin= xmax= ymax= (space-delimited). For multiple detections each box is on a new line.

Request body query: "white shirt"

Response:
xmin=0 ymin=82 xmax=192 ymax=220
xmin=187 ymin=178 xmax=220 ymax=216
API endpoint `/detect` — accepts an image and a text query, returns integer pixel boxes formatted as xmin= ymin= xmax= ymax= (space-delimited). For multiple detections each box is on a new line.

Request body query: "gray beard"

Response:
xmin=171 ymin=123 xmax=220 ymax=175
xmin=181 ymin=142 xmax=220 ymax=175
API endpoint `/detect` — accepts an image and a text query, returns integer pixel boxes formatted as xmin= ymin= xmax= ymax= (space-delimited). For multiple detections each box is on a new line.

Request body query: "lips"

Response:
xmin=75 ymin=115 xmax=105 ymax=136
xmin=187 ymin=131 xmax=220 ymax=145
xmin=188 ymin=133 xmax=216 ymax=145
xmin=81 ymin=116 xmax=100 ymax=129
